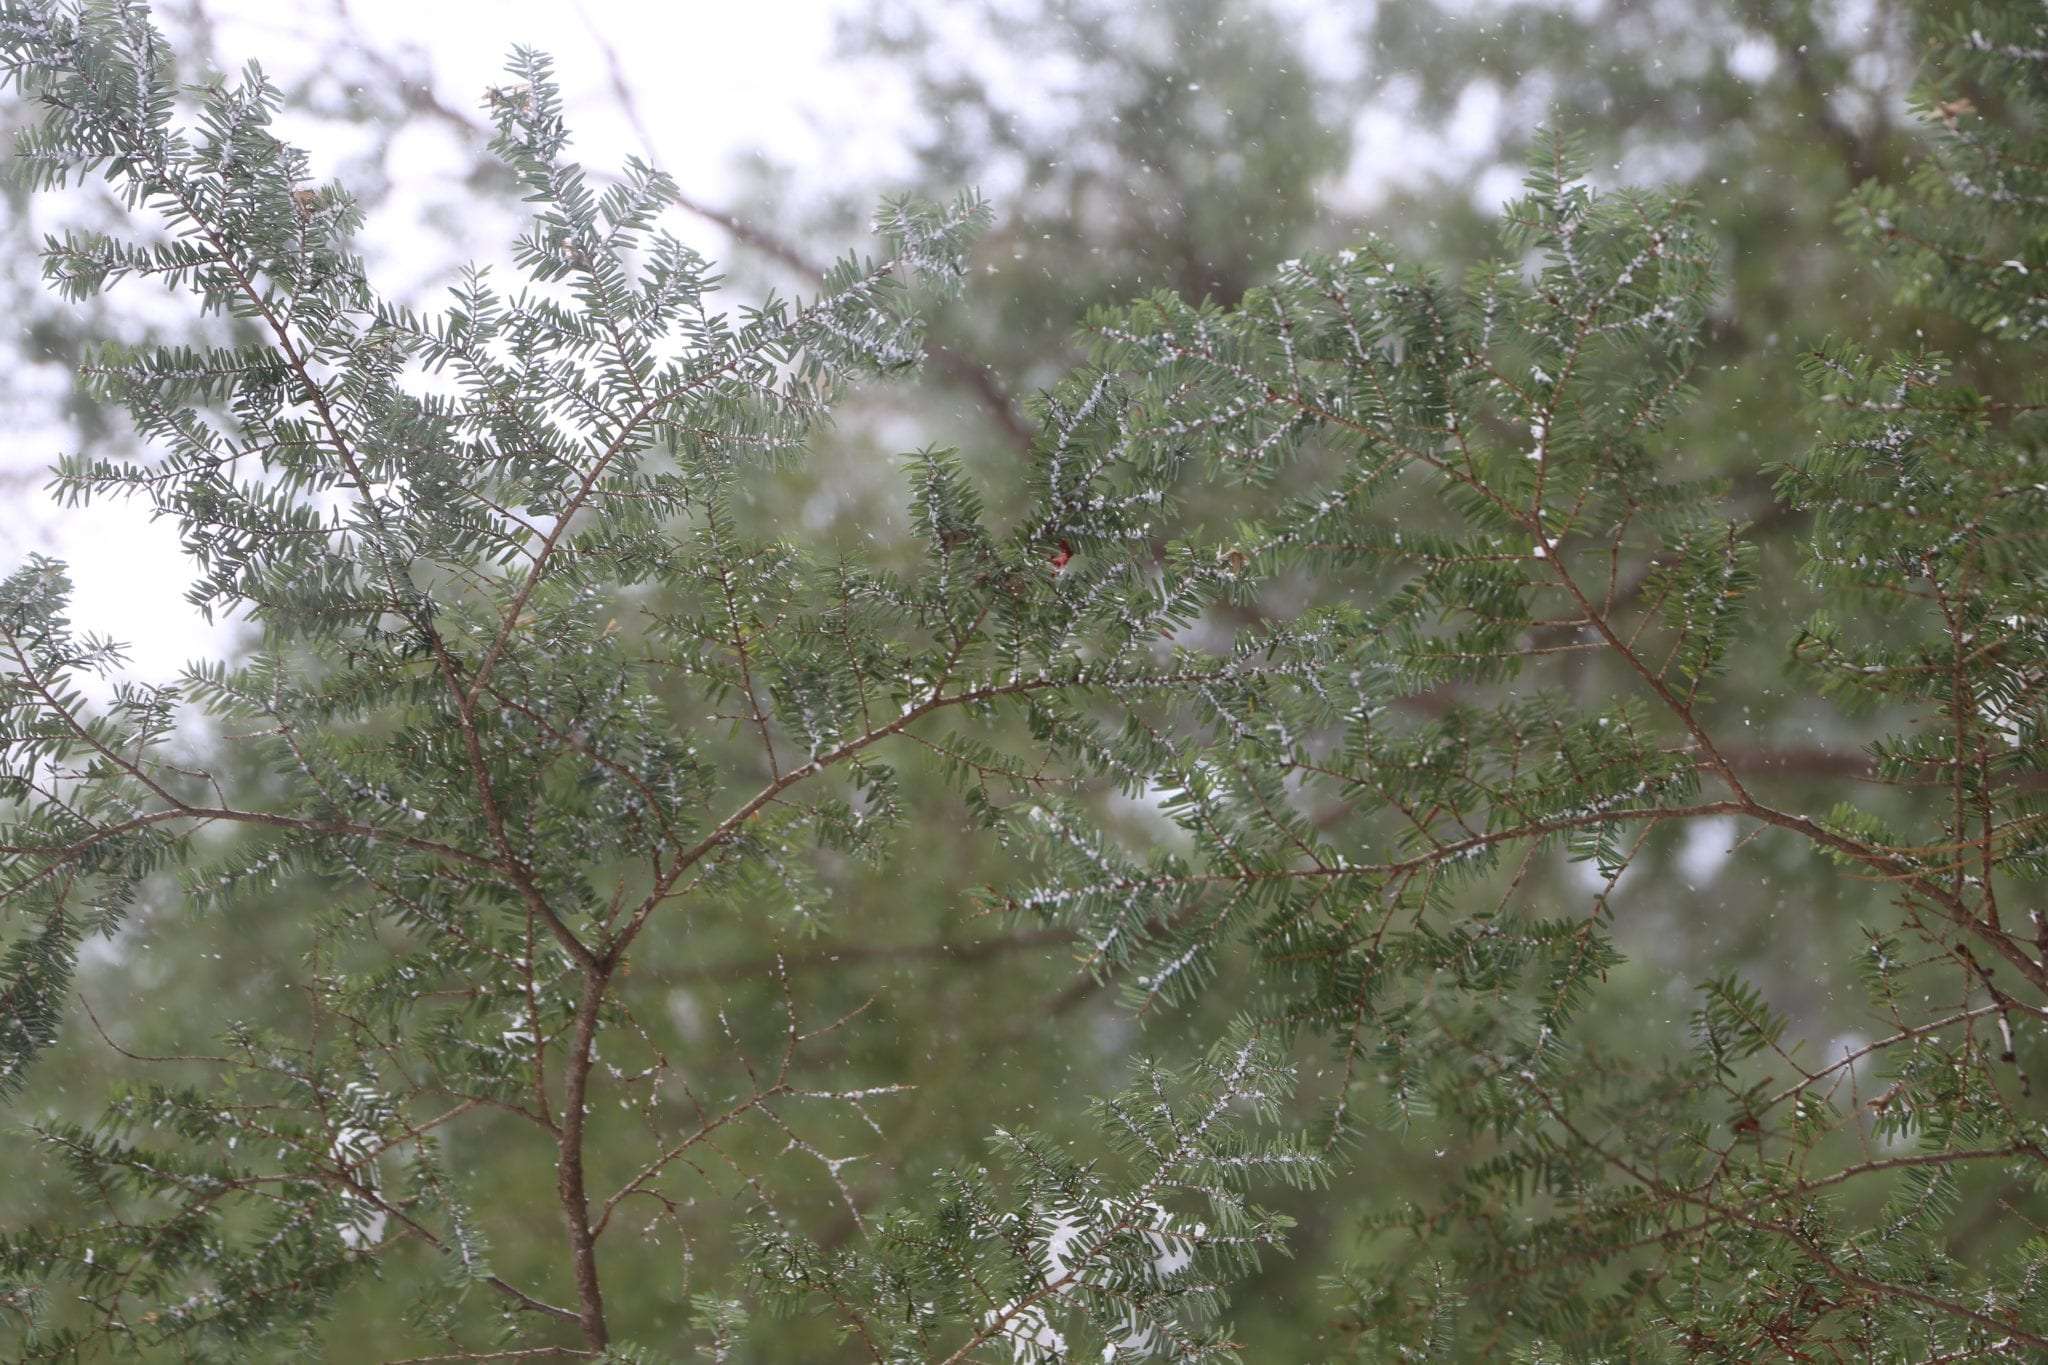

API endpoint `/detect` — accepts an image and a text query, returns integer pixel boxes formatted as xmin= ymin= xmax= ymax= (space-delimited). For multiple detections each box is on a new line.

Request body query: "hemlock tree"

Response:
xmin=0 ymin=3 xmax=2044 ymax=1363
xmin=0 ymin=9 xmax=1944 ymax=1358
xmin=715 ymin=8 xmax=1954 ymax=1349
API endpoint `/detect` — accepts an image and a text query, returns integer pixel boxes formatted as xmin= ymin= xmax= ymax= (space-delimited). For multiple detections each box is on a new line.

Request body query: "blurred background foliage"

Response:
xmin=6 ymin=0 xmax=2025 ymax=1357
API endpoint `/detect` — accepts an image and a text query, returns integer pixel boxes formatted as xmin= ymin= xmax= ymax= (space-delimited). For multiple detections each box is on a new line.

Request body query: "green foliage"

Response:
xmin=2 ymin=1 xmax=2046 ymax=1360
xmin=751 ymin=1034 xmax=1321 ymax=1363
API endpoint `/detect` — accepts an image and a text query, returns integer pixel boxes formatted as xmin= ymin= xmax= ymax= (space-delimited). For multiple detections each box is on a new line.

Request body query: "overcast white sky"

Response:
xmin=1 ymin=0 xmax=1393 ymax=689
xmin=0 ymin=0 xmax=1763 ymax=691
xmin=1 ymin=0 xmax=903 ymax=684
